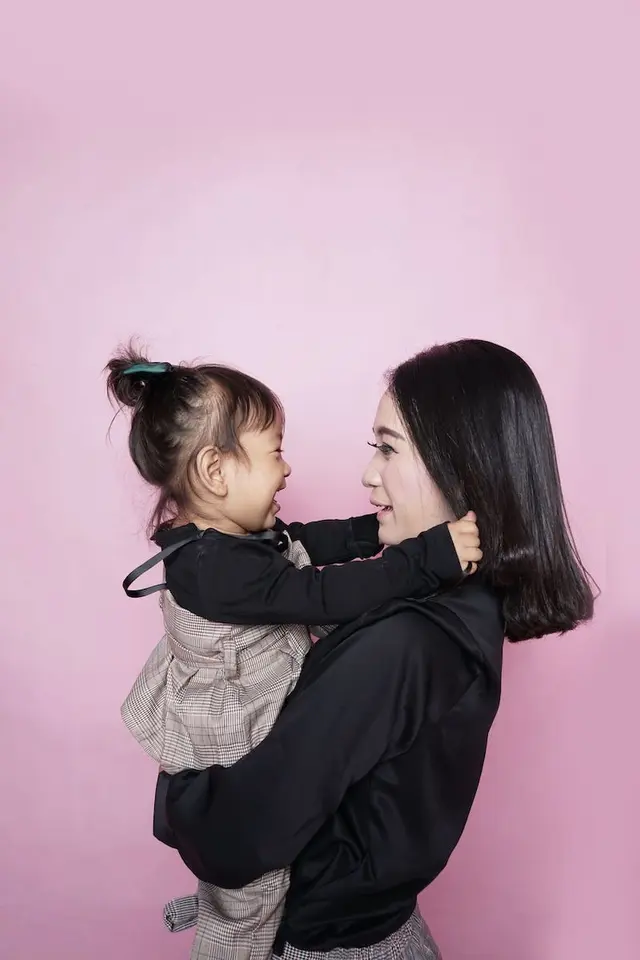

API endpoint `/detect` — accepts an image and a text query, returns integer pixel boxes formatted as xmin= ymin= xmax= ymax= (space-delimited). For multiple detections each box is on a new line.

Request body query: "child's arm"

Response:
xmin=193 ymin=515 xmax=481 ymax=626
xmin=275 ymin=514 xmax=380 ymax=565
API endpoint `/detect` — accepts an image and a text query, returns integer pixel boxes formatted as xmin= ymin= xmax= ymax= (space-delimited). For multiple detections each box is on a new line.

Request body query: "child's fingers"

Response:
xmin=462 ymin=547 xmax=483 ymax=562
xmin=455 ymin=530 xmax=480 ymax=547
xmin=455 ymin=520 xmax=479 ymax=536
xmin=462 ymin=533 xmax=481 ymax=547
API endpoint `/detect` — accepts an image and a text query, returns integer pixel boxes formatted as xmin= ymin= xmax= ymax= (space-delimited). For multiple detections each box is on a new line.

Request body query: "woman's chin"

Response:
xmin=377 ymin=517 xmax=401 ymax=546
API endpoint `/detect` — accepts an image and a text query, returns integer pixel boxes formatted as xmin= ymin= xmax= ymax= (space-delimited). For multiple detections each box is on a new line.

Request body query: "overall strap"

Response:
xmin=122 ymin=532 xmax=203 ymax=598
xmin=122 ymin=526 xmax=288 ymax=599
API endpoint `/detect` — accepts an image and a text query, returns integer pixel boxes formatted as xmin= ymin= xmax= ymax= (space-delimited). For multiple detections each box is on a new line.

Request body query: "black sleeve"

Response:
xmin=195 ymin=521 xmax=462 ymax=625
xmin=162 ymin=615 xmax=445 ymax=888
xmin=278 ymin=514 xmax=381 ymax=564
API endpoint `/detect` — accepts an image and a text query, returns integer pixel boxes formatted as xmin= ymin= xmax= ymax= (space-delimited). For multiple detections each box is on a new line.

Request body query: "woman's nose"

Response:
xmin=361 ymin=456 xmax=379 ymax=489
xmin=283 ymin=459 xmax=292 ymax=478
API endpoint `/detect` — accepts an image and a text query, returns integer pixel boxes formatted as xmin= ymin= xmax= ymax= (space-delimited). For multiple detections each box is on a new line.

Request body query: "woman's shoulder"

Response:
xmin=307 ymin=601 xmax=483 ymax=724
xmin=347 ymin=602 xmax=463 ymax=667
xmin=309 ymin=602 xmax=455 ymax=678
xmin=293 ymin=587 xmax=502 ymax=723
xmin=354 ymin=603 xmax=438 ymax=643
xmin=345 ymin=583 xmax=504 ymax=677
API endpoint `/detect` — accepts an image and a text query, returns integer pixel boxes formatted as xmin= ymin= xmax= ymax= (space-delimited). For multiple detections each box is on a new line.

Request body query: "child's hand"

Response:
xmin=447 ymin=511 xmax=482 ymax=575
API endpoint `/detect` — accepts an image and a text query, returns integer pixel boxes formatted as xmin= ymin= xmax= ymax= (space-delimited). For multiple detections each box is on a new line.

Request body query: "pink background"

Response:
xmin=0 ymin=3 xmax=634 ymax=959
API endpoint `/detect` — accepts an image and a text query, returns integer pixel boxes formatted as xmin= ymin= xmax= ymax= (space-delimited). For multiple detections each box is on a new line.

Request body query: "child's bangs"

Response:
xmin=236 ymin=383 xmax=284 ymax=434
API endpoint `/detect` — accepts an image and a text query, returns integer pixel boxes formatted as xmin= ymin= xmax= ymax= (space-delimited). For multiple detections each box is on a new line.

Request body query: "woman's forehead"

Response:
xmin=373 ymin=392 xmax=404 ymax=435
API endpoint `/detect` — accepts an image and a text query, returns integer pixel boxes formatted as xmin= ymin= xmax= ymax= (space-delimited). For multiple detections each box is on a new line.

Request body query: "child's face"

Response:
xmin=223 ymin=420 xmax=291 ymax=533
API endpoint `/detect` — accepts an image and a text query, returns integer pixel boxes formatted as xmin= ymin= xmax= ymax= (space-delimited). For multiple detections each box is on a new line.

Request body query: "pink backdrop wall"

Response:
xmin=0 ymin=3 xmax=635 ymax=959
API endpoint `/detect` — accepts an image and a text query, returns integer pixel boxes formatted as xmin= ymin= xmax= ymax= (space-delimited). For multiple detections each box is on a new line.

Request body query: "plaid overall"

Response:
xmin=122 ymin=536 xmax=314 ymax=960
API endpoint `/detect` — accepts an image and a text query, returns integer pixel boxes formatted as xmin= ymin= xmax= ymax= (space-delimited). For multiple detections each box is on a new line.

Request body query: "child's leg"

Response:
xmin=164 ymin=892 xmax=198 ymax=932
xmin=190 ymin=871 xmax=288 ymax=960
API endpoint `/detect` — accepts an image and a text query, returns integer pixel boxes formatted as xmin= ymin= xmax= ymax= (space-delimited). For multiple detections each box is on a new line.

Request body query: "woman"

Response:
xmin=156 ymin=339 xmax=594 ymax=959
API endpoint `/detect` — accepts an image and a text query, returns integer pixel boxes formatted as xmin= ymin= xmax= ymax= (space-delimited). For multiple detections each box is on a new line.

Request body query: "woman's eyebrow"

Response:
xmin=374 ymin=426 xmax=405 ymax=441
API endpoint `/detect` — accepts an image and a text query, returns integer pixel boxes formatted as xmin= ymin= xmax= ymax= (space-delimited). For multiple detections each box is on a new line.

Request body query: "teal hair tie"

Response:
xmin=122 ymin=362 xmax=172 ymax=376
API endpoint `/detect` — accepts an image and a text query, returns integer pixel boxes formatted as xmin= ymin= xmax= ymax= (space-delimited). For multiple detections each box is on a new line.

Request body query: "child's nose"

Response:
xmin=283 ymin=459 xmax=292 ymax=478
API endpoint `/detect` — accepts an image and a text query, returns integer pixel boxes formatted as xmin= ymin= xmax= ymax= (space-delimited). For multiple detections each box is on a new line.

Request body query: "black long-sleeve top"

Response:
xmin=131 ymin=513 xmax=463 ymax=625
xmin=154 ymin=580 xmax=505 ymax=952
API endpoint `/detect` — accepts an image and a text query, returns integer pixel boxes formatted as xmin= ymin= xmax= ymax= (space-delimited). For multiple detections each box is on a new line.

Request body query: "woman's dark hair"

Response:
xmin=106 ymin=342 xmax=283 ymax=535
xmin=388 ymin=339 xmax=595 ymax=642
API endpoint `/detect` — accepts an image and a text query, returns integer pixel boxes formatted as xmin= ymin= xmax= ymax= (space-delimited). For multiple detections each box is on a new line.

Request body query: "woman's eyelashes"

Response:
xmin=368 ymin=440 xmax=396 ymax=458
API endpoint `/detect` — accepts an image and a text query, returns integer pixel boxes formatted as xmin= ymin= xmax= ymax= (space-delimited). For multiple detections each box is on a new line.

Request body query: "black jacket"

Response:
xmin=155 ymin=579 xmax=505 ymax=952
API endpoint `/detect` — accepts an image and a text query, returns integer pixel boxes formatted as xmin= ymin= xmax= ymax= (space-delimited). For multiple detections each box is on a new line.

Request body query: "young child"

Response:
xmin=107 ymin=347 xmax=482 ymax=960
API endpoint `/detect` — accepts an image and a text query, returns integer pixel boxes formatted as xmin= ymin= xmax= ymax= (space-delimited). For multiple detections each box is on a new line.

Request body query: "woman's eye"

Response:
xmin=368 ymin=441 xmax=395 ymax=457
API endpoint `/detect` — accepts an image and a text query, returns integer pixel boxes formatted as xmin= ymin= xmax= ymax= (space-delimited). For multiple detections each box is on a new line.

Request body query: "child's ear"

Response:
xmin=195 ymin=445 xmax=227 ymax=498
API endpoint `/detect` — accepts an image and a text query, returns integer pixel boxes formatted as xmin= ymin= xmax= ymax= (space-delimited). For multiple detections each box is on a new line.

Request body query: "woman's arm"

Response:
xmin=161 ymin=613 xmax=443 ymax=888
xmin=278 ymin=514 xmax=380 ymax=565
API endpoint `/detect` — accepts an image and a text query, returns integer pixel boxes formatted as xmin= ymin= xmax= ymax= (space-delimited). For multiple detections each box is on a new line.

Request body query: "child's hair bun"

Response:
xmin=106 ymin=344 xmax=172 ymax=409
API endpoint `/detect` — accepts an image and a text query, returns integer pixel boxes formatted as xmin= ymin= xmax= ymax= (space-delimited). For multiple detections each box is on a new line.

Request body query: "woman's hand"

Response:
xmin=447 ymin=511 xmax=483 ymax=575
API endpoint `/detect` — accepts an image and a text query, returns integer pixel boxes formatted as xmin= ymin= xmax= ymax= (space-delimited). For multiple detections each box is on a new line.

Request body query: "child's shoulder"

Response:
xmin=155 ymin=523 xmax=291 ymax=583
xmin=153 ymin=522 xmax=203 ymax=548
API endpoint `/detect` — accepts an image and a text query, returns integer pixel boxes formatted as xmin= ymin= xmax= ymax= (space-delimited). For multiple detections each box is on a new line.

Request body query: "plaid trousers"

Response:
xmin=163 ymin=903 xmax=442 ymax=960
xmin=122 ymin=537 xmax=314 ymax=960
xmin=273 ymin=910 xmax=442 ymax=960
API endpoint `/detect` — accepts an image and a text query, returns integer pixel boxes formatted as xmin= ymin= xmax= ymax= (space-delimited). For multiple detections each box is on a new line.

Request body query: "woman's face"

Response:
xmin=362 ymin=392 xmax=454 ymax=546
